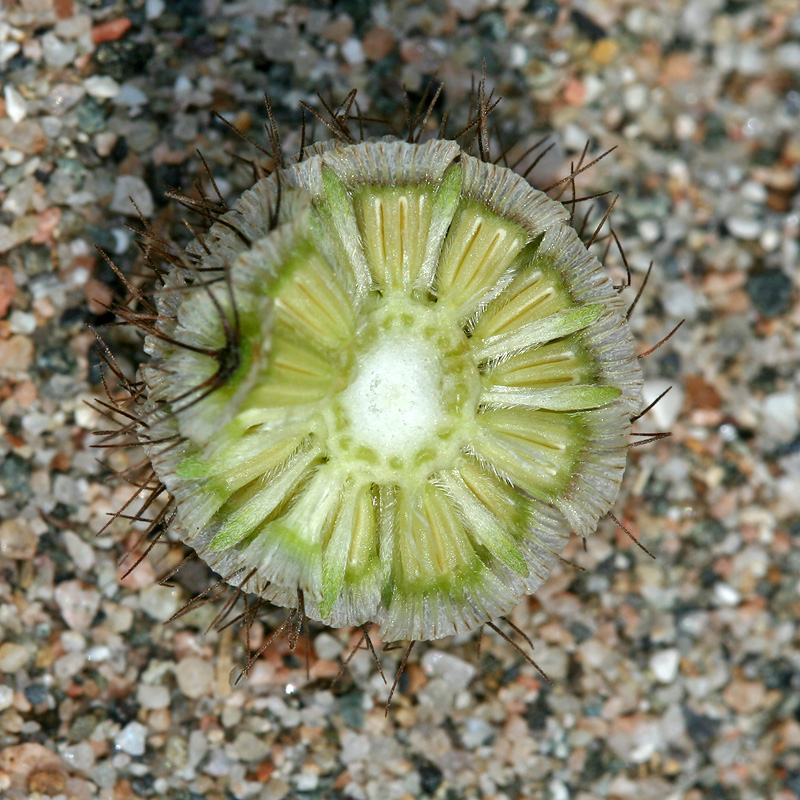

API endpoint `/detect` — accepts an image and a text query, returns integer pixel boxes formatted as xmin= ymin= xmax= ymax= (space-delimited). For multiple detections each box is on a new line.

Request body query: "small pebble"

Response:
xmin=0 ymin=685 xmax=14 ymax=710
xmin=136 ymin=684 xmax=170 ymax=710
xmin=84 ymin=75 xmax=121 ymax=100
xmin=0 ymin=518 xmax=37 ymax=560
xmin=313 ymin=632 xmax=342 ymax=661
xmin=204 ymin=748 xmax=234 ymax=776
xmin=261 ymin=779 xmax=291 ymax=800
xmin=745 ymin=268 xmax=793 ymax=318
xmin=550 ymin=780 xmax=569 ymax=800
xmin=0 ymin=335 xmax=35 ymax=374
xmin=637 ymin=218 xmax=661 ymax=243
xmin=674 ymin=114 xmax=697 ymax=139
xmin=563 ymin=122 xmax=590 ymax=151
xmin=115 ymin=84 xmax=148 ymax=107
xmin=3 ymin=85 xmax=27 ymax=123
xmin=93 ymin=130 xmax=118 ymax=156
xmin=341 ymin=38 xmax=364 ymax=65
xmin=54 ymin=652 xmax=86 ymax=683
xmin=339 ymin=730 xmax=371 ymax=765
xmin=186 ymin=729 xmax=208 ymax=771
xmin=61 ymin=631 xmax=86 ymax=653
xmin=145 ymin=0 xmax=165 ymax=20
xmin=421 ymin=650 xmax=476 ymax=690
xmin=9 ymin=310 xmax=36 ymax=335
xmin=624 ymin=83 xmax=648 ymax=112
xmin=221 ymin=704 xmax=243 ymax=728
xmin=91 ymin=17 xmax=133 ymax=45
xmin=776 ymin=42 xmax=800 ymax=69
xmin=41 ymin=32 xmax=77 ymax=68
xmin=641 ymin=378 xmax=684 ymax=429
xmin=115 ymin=721 xmax=148 ymax=756
xmin=461 ymin=717 xmax=494 ymax=749
xmin=662 ymin=282 xmax=700 ymax=321
xmin=61 ymin=742 xmax=96 ymax=772
xmin=92 ymin=760 xmax=117 ymax=789
xmin=723 ymin=680 xmax=766 ymax=715
xmin=138 ymin=584 xmax=181 ymax=621
xmin=591 ymin=37 xmax=618 ymax=65
xmin=761 ymin=391 xmax=799 ymax=444
xmin=0 ymin=642 xmax=31 ymax=672
xmin=45 ymin=83 xmax=86 ymax=116
xmin=262 ymin=696 xmax=301 ymax=728
xmin=0 ymin=119 xmax=47 ymax=155
xmin=29 ymin=769 xmax=67 ymax=795
xmin=62 ymin=531 xmax=96 ymax=571
xmin=86 ymin=644 xmax=112 ymax=663
xmin=650 ymin=649 xmax=681 ymax=683
xmin=232 ymin=731 xmax=270 ymax=763
xmin=362 ymin=28 xmax=395 ymax=61
xmin=110 ymin=175 xmax=154 ymax=217
xmin=727 ymin=216 xmax=762 ymax=240
xmin=295 ymin=771 xmax=319 ymax=791
xmin=175 ymin=657 xmax=214 ymax=699
xmin=23 ymin=684 xmax=51 ymax=706
xmin=0 ymin=41 xmax=21 ymax=65
xmin=103 ymin=604 xmax=134 ymax=634
xmin=53 ymin=580 xmax=101 ymax=631
xmin=714 ymin=582 xmax=741 ymax=606
xmin=450 ymin=0 xmax=482 ymax=18
xmin=2 ymin=178 xmax=36 ymax=216
xmin=759 ymin=228 xmax=780 ymax=252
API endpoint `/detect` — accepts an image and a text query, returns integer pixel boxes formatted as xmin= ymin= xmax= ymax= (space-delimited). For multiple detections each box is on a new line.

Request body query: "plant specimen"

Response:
xmin=95 ymin=82 xmax=669 ymax=695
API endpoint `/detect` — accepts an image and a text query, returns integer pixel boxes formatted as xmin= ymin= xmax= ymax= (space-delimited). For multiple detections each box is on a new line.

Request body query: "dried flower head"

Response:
xmin=95 ymin=82 xmax=665 ymax=693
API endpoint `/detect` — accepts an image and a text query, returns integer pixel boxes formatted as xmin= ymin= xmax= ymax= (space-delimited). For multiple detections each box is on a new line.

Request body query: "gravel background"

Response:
xmin=1 ymin=1 xmax=799 ymax=799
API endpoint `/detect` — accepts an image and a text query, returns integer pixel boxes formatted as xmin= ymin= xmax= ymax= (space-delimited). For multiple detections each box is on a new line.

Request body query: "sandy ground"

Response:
xmin=0 ymin=1 xmax=798 ymax=799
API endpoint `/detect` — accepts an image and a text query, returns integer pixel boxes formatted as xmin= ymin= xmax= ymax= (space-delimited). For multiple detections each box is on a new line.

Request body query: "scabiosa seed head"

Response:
xmin=100 ymin=86 xmax=644 ymax=671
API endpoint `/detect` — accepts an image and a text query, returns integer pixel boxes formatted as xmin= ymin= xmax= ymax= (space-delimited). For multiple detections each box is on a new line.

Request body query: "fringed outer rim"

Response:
xmin=136 ymin=137 xmax=643 ymax=642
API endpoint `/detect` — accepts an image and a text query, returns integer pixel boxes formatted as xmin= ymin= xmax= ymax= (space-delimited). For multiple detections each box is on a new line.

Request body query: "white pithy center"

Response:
xmin=341 ymin=332 xmax=445 ymax=459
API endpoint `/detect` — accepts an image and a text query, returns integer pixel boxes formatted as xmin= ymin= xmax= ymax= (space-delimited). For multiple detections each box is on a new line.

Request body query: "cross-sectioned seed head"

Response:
xmin=96 ymin=85 xmax=648 ymax=679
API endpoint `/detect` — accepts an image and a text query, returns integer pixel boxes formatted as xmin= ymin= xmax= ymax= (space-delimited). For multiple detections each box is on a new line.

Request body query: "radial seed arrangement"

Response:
xmin=99 ymin=91 xmax=644 ymax=678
